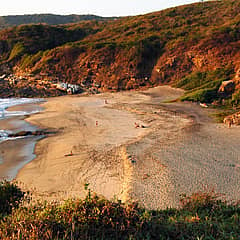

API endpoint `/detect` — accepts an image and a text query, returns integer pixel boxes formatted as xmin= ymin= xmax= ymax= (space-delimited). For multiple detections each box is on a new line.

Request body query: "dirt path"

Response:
xmin=17 ymin=87 xmax=240 ymax=209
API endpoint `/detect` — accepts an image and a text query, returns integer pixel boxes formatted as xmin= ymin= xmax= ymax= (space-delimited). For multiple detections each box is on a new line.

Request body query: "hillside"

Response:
xmin=0 ymin=0 xmax=239 ymax=104
xmin=0 ymin=14 xmax=115 ymax=29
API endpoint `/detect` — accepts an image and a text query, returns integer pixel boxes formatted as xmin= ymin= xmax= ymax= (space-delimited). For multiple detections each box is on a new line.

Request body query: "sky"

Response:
xmin=1 ymin=0 xmax=201 ymax=17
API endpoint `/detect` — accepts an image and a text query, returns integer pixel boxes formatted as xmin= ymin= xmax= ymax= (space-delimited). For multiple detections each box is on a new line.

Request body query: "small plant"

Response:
xmin=180 ymin=188 xmax=223 ymax=212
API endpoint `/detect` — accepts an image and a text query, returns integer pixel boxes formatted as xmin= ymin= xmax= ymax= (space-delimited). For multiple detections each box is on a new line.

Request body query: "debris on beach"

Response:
xmin=134 ymin=122 xmax=146 ymax=128
xmin=64 ymin=151 xmax=73 ymax=157
xmin=129 ymin=155 xmax=137 ymax=164
xmin=200 ymin=103 xmax=208 ymax=108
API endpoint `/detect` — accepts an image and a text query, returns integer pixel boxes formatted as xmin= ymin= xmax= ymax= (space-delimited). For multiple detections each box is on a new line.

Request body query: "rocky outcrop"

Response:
xmin=8 ymin=130 xmax=56 ymax=138
xmin=218 ymin=80 xmax=235 ymax=97
xmin=223 ymin=112 xmax=240 ymax=127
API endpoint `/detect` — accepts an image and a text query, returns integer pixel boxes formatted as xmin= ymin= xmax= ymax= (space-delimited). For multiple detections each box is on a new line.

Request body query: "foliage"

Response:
xmin=212 ymin=109 xmax=237 ymax=123
xmin=231 ymin=90 xmax=240 ymax=105
xmin=0 ymin=184 xmax=239 ymax=239
xmin=0 ymin=14 xmax=115 ymax=29
xmin=175 ymin=68 xmax=234 ymax=91
xmin=177 ymin=68 xmax=235 ymax=103
xmin=174 ymin=71 xmax=207 ymax=90
xmin=180 ymin=88 xmax=218 ymax=103
xmin=0 ymin=0 xmax=239 ymax=99
xmin=8 ymin=42 xmax=25 ymax=61
xmin=20 ymin=51 xmax=43 ymax=69
xmin=0 ymin=181 xmax=26 ymax=217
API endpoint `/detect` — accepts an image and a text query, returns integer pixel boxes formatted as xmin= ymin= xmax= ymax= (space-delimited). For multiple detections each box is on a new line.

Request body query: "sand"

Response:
xmin=16 ymin=86 xmax=240 ymax=209
xmin=0 ymin=103 xmax=42 ymax=181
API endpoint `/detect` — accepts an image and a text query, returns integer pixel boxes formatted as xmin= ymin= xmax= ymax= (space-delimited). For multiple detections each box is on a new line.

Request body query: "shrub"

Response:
xmin=174 ymin=71 xmax=207 ymax=90
xmin=180 ymin=88 xmax=218 ymax=103
xmin=180 ymin=189 xmax=224 ymax=212
xmin=8 ymin=42 xmax=25 ymax=61
xmin=0 ymin=181 xmax=26 ymax=217
xmin=231 ymin=90 xmax=240 ymax=105
xmin=175 ymin=68 xmax=234 ymax=91
xmin=0 ymin=187 xmax=239 ymax=239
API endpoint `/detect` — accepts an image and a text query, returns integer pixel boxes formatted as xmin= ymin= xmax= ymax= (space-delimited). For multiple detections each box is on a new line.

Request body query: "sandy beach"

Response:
xmin=16 ymin=86 xmax=240 ymax=209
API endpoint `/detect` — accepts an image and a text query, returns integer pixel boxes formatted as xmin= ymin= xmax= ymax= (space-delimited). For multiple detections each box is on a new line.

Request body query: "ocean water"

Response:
xmin=0 ymin=98 xmax=43 ymax=141
xmin=0 ymin=98 xmax=44 ymax=180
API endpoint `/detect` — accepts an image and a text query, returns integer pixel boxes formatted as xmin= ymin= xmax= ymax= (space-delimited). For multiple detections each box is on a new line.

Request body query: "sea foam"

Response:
xmin=0 ymin=98 xmax=44 ymax=141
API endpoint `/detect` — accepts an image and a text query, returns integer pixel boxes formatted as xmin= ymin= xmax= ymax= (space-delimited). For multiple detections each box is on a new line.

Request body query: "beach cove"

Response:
xmin=12 ymin=86 xmax=240 ymax=209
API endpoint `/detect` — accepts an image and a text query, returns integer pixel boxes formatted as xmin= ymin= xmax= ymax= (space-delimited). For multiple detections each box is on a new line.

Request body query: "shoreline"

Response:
xmin=17 ymin=93 xmax=151 ymax=201
xmin=15 ymin=87 xmax=187 ymax=206
xmin=15 ymin=87 xmax=240 ymax=209
xmin=0 ymin=102 xmax=43 ymax=181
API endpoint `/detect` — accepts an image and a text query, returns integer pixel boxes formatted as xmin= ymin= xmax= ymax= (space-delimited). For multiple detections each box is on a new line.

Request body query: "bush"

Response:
xmin=231 ymin=90 xmax=240 ymax=105
xmin=174 ymin=71 xmax=207 ymax=90
xmin=180 ymin=88 xmax=218 ymax=103
xmin=0 ymin=188 xmax=239 ymax=239
xmin=180 ymin=189 xmax=224 ymax=212
xmin=175 ymin=68 xmax=234 ymax=91
xmin=8 ymin=42 xmax=25 ymax=61
xmin=0 ymin=181 xmax=26 ymax=217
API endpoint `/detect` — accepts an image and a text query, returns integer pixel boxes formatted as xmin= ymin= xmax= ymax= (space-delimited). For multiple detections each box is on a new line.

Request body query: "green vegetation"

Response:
xmin=176 ymin=68 xmax=235 ymax=103
xmin=0 ymin=0 xmax=239 ymax=102
xmin=231 ymin=90 xmax=240 ymax=106
xmin=211 ymin=109 xmax=237 ymax=123
xmin=20 ymin=51 xmax=43 ymax=69
xmin=8 ymin=42 xmax=25 ymax=61
xmin=174 ymin=68 xmax=234 ymax=91
xmin=0 ymin=181 xmax=239 ymax=239
xmin=180 ymin=88 xmax=218 ymax=103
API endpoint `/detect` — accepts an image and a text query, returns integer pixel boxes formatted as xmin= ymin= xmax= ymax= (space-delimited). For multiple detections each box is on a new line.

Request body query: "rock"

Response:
xmin=8 ymin=130 xmax=53 ymax=138
xmin=218 ymin=80 xmax=235 ymax=96
xmin=223 ymin=111 xmax=240 ymax=127
xmin=32 ymin=130 xmax=45 ymax=136
xmin=8 ymin=131 xmax=33 ymax=137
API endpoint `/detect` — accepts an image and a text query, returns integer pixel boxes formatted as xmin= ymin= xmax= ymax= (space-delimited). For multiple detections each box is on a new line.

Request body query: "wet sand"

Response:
xmin=0 ymin=103 xmax=42 ymax=180
xmin=16 ymin=87 xmax=240 ymax=209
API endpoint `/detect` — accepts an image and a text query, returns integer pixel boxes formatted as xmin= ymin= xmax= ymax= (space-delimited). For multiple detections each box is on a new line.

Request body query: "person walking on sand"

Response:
xmin=134 ymin=122 xmax=139 ymax=128
xmin=96 ymin=120 xmax=98 ymax=126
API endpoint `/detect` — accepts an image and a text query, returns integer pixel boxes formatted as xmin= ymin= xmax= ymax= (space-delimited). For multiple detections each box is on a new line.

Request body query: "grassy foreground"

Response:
xmin=0 ymin=181 xmax=239 ymax=239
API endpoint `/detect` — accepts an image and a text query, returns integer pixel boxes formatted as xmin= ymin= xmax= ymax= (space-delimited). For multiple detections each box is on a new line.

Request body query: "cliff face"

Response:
xmin=0 ymin=0 xmax=239 ymax=100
